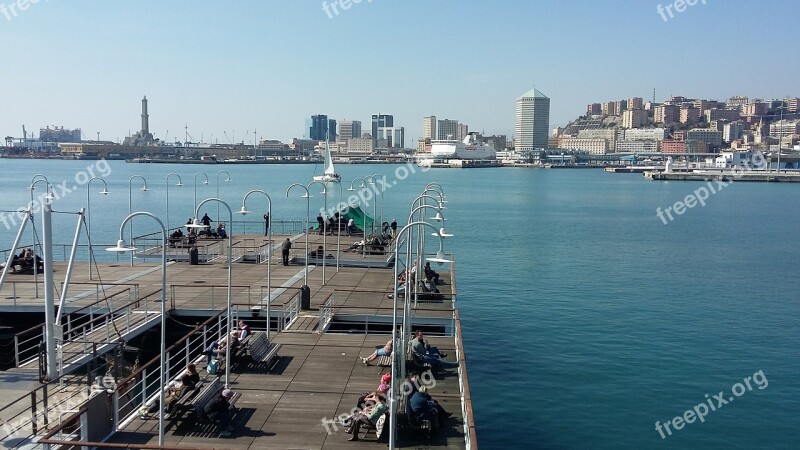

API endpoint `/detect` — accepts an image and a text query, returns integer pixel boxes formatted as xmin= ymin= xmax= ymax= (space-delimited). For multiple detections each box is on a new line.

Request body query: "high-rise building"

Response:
xmin=628 ymin=97 xmax=644 ymax=110
xmin=723 ymin=122 xmax=745 ymax=143
xmin=437 ymin=119 xmax=459 ymax=140
xmin=375 ymin=127 xmax=404 ymax=148
xmin=371 ymin=114 xmax=393 ymax=143
xmin=654 ymin=105 xmax=679 ymax=124
xmin=587 ymin=103 xmax=602 ymax=116
xmin=602 ymin=101 xmax=617 ymax=116
xmin=622 ymin=109 xmax=647 ymax=129
xmin=308 ymin=114 xmax=334 ymax=140
xmin=423 ymin=116 xmax=437 ymax=140
xmin=515 ymin=86 xmax=550 ymax=151
xmin=339 ymin=120 xmax=361 ymax=140
xmin=457 ymin=123 xmax=469 ymax=140
xmin=680 ymin=107 xmax=700 ymax=124
xmin=728 ymin=96 xmax=749 ymax=107
xmin=614 ymin=100 xmax=628 ymax=115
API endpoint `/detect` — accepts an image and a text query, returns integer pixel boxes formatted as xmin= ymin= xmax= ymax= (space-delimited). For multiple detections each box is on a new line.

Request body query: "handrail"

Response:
xmin=454 ymin=309 xmax=478 ymax=449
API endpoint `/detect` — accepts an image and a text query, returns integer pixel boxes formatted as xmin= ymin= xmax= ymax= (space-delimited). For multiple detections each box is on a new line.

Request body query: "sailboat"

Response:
xmin=313 ymin=138 xmax=341 ymax=183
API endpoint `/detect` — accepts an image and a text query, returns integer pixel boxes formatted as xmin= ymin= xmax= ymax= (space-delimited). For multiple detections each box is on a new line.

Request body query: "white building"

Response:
xmin=423 ymin=116 xmax=437 ymax=140
xmin=615 ymin=139 xmax=661 ymax=153
xmin=344 ymin=137 xmax=375 ymax=155
xmin=622 ymin=128 xmax=666 ymax=141
xmin=723 ymin=122 xmax=745 ymax=143
xmin=687 ymin=129 xmax=723 ymax=147
xmin=558 ymin=137 xmax=608 ymax=155
xmin=515 ymin=86 xmax=551 ymax=151
xmin=622 ymin=109 xmax=647 ymax=129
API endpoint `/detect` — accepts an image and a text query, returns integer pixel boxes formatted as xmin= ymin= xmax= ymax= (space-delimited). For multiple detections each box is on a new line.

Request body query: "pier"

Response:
xmin=0 ymin=198 xmax=474 ymax=448
xmin=644 ymin=170 xmax=800 ymax=182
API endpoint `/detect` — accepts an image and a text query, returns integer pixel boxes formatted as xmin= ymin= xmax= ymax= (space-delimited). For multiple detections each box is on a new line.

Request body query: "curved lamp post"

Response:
xmin=239 ymin=189 xmax=273 ymax=336
xmin=128 ymin=176 xmax=149 ymax=266
xmin=192 ymin=198 xmax=234 ymax=388
xmin=286 ymin=183 xmax=312 ymax=286
xmin=165 ymin=173 xmax=183 ymax=234
xmin=388 ymin=221 xmax=451 ymax=450
xmin=30 ymin=177 xmax=54 ymax=298
xmin=106 ymin=212 xmax=167 ymax=447
xmin=193 ymin=172 xmax=209 ymax=218
xmin=307 ymin=181 xmax=329 ymax=285
xmin=86 ymin=177 xmax=109 ymax=279
xmin=216 ymin=170 xmax=231 ymax=220
xmin=368 ymin=173 xmax=386 ymax=228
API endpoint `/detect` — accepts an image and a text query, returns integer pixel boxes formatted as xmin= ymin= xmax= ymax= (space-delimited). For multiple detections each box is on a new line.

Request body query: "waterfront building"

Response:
xmin=687 ymin=129 xmax=723 ymax=147
xmin=338 ymin=120 xmax=361 ymax=140
xmin=371 ymin=114 xmax=393 ymax=144
xmin=375 ymin=126 xmax=405 ymax=149
xmin=622 ymin=128 xmax=666 ymax=141
xmin=39 ymin=126 xmax=82 ymax=142
xmin=457 ymin=123 xmax=469 ymax=141
xmin=423 ymin=116 xmax=437 ymax=140
xmin=615 ymin=139 xmax=661 ymax=154
xmin=622 ymin=109 xmax=647 ymax=129
xmin=437 ymin=119 xmax=459 ymax=140
xmin=558 ymin=137 xmax=608 ymax=155
xmin=345 ymin=137 xmax=375 ymax=154
xmin=587 ymin=103 xmax=602 ymax=116
xmin=742 ymin=102 xmax=768 ymax=117
xmin=662 ymin=139 xmax=686 ymax=154
xmin=515 ymin=86 xmax=551 ymax=151
xmin=307 ymin=114 xmax=336 ymax=141
xmin=628 ymin=97 xmax=644 ymax=110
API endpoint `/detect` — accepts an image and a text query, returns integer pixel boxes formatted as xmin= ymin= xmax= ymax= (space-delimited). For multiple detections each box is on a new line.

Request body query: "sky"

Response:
xmin=1 ymin=0 xmax=799 ymax=146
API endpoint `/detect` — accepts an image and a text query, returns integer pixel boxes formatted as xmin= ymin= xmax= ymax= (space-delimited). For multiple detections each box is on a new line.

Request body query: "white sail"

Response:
xmin=324 ymin=141 xmax=336 ymax=175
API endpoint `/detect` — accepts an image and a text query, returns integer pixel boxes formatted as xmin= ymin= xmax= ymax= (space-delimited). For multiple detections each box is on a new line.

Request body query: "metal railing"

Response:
xmin=0 ymin=244 xmax=126 ymax=264
xmin=231 ymin=238 xmax=272 ymax=264
xmin=131 ymin=219 xmax=305 ymax=241
xmin=131 ymin=237 xmax=223 ymax=263
xmin=279 ymin=290 xmax=301 ymax=331
xmin=454 ymin=309 xmax=477 ymax=449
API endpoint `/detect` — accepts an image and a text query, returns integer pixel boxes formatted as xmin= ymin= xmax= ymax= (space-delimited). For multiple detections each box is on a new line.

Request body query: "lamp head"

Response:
xmin=99 ymin=189 xmax=109 ymax=195
xmin=427 ymin=250 xmax=451 ymax=266
xmin=141 ymin=186 xmax=149 ymax=192
xmin=203 ymin=180 xmax=209 ymax=185
xmin=239 ymin=206 xmax=250 ymax=216
xmin=176 ymin=181 xmax=183 ymax=187
xmin=107 ymin=239 xmax=136 ymax=252
xmin=433 ymin=227 xmax=453 ymax=238
xmin=186 ymin=218 xmax=207 ymax=229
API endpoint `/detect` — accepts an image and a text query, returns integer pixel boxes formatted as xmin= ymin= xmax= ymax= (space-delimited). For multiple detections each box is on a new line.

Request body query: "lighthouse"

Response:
xmin=141 ymin=96 xmax=150 ymax=135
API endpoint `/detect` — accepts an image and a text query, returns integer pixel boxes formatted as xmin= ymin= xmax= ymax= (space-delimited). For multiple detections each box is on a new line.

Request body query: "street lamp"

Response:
xmin=308 ymin=181 xmax=330 ymax=286
xmin=388 ymin=221 xmax=452 ymax=450
xmin=86 ymin=177 xmax=109 ymax=279
xmin=128 ymin=176 xmax=149 ymax=266
xmin=286 ymin=183 xmax=312 ymax=286
xmin=367 ymin=173 xmax=386 ymax=228
xmin=106 ymin=212 xmax=167 ymax=447
xmin=239 ymin=189 xmax=273 ymax=337
xmin=165 ymin=173 xmax=183 ymax=234
xmin=216 ymin=170 xmax=231 ymax=220
xmin=193 ymin=172 xmax=209 ymax=218
xmin=30 ymin=177 xmax=54 ymax=298
xmin=192 ymin=198 xmax=234 ymax=388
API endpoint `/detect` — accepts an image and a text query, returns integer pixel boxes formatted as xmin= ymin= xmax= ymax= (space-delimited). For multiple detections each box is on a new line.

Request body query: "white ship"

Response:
xmin=417 ymin=133 xmax=496 ymax=167
xmin=313 ymin=139 xmax=341 ymax=183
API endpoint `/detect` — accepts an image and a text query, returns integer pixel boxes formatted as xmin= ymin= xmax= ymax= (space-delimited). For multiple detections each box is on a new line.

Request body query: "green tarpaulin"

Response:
xmin=314 ymin=205 xmax=374 ymax=232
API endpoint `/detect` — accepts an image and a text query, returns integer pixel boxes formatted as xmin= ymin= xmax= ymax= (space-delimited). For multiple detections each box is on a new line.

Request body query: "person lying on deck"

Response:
xmin=362 ymin=339 xmax=393 ymax=366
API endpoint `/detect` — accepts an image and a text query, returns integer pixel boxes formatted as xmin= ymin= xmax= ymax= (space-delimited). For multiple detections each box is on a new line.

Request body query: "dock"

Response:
xmin=0 ymin=227 xmax=475 ymax=449
xmin=644 ymin=170 xmax=800 ymax=182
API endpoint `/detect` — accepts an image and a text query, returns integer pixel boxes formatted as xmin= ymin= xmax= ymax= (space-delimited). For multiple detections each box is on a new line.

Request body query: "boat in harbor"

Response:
xmin=417 ymin=133 xmax=497 ymax=168
xmin=312 ymin=139 xmax=341 ymax=182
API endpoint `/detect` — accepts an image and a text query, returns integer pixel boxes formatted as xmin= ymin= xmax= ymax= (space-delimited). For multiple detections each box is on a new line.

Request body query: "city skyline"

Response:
xmin=1 ymin=0 xmax=798 ymax=146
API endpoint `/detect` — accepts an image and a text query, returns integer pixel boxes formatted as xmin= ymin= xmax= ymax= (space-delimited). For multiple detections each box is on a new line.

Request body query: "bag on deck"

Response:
xmin=207 ymin=358 xmax=219 ymax=375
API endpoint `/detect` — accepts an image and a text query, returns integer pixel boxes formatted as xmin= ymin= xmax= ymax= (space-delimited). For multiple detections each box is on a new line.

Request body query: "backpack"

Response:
xmin=207 ymin=358 xmax=219 ymax=375
xmin=375 ymin=413 xmax=389 ymax=442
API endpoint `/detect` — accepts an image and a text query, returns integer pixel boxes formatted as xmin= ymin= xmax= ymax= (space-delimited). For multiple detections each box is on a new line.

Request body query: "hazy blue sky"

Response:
xmin=2 ymin=0 xmax=798 ymax=145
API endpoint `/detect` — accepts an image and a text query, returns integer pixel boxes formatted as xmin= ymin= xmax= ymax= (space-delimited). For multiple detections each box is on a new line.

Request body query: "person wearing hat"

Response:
xmin=202 ymin=388 xmax=235 ymax=437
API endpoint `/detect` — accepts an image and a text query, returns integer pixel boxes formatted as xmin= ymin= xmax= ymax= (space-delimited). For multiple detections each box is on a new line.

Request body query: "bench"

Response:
xmin=246 ymin=333 xmax=282 ymax=365
xmin=190 ymin=378 xmax=241 ymax=429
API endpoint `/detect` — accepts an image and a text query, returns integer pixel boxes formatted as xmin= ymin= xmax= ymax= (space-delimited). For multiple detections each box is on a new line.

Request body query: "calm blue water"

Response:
xmin=0 ymin=160 xmax=798 ymax=449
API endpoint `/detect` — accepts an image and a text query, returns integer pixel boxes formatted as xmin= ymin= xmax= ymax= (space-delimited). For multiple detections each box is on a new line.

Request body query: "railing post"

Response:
xmin=14 ymin=334 xmax=19 ymax=367
xmin=12 ymin=282 xmax=16 ymax=307
xmin=211 ymin=286 xmax=215 ymax=310
xmin=142 ymin=368 xmax=147 ymax=406
xmin=30 ymin=390 xmax=38 ymax=435
xmin=113 ymin=390 xmax=120 ymax=431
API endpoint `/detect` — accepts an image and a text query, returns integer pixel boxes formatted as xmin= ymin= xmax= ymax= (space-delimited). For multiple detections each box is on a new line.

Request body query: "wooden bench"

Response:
xmin=190 ymin=378 xmax=240 ymax=428
xmin=246 ymin=333 xmax=282 ymax=365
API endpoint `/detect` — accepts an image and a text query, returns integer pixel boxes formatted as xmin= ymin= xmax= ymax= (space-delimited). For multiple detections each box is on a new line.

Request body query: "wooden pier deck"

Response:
xmin=0 ymin=231 xmax=469 ymax=449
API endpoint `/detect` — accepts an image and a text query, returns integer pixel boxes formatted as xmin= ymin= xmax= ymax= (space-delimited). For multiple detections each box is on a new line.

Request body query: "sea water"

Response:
xmin=0 ymin=160 xmax=797 ymax=449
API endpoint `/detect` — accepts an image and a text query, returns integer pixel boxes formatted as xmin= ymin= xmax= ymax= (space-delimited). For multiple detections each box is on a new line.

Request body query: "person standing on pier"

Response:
xmin=347 ymin=217 xmax=355 ymax=236
xmin=263 ymin=212 xmax=270 ymax=236
xmin=281 ymin=238 xmax=292 ymax=266
xmin=317 ymin=213 xmax=324 ymax=235
xmin=390 ymin=219 xmax=398 ymax=238
xmin=200 ymin=213 xmax=213 ymax=236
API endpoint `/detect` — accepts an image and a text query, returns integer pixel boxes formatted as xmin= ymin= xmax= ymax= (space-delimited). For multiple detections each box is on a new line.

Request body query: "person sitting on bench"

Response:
xmin=411 ymin=332 xmax=456 ymax=372
xmin=424 ymin=262 xmax=440 ymax=284
xmin=362 ymin=338 xmax=393 ymax=366
xmin=346 ymin=392 xmax=387 ymax=441
xmin=410 ymin=386 xmax=449 ymax=430
xmin=140 ymin=380 xmax=185 ymax=419
xmin=180 ymin=364 xmax=200 ymax=390
xmin=201 ymin=388 xmax=236 ymax=437
xmin=237 ymin=320 xmax=251 ymax=340
xmin=216 ymin=223 xmax=227 ymax=239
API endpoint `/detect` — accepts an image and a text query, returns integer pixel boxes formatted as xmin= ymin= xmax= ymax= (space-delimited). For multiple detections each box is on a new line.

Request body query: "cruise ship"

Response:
xmin=417 ymin=133 xmax=497 ymax=168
